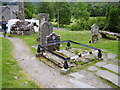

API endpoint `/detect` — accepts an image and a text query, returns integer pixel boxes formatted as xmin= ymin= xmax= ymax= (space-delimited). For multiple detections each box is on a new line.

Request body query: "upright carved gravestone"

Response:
xmin=10 ymin=1 xmax=35 ymax=35
xmin=37 ymin=13 xmax=53 ymax=44
xmin=89 ymin=24 xmax=99 ymax=43
xmin=46 ymin=32 xmax=60 ymax=51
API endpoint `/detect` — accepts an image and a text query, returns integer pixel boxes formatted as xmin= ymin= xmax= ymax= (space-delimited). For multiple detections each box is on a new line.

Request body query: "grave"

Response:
xmin=88 ymin=66 xmax=98 ymax=72
xmin=37 ymin=13 xmax=53 ymax=43
xmin=102 ymin=64 xmax=120 ymax=74
xmin=37 ymin=39 xmax=103 ymax=69
xmin=89 ymin=24 xmax=99 ymax=43
xmin=10 ymin=1 xmax=36 ymax=35
xmin=96 ymin=70 xmax=120 ymax=87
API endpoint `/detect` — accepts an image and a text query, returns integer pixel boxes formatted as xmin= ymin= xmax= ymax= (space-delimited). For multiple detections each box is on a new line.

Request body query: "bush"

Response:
xmin=70 ymin=17 xmax=106 ymax=31
xmin=70 ymin=23 xmax=83 ymax=31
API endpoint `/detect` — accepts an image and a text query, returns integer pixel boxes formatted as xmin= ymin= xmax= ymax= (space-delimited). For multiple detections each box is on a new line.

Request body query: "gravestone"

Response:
xmin=38 ymin=13 xmax=49 ymax=23
xmin=89 ymin=24 xmax=99 ymax=43
xmin=18 ymin=0 xmax=25 ymax=21
xmin=10 ymin=21 xmax=35 ymax=35
xmin=10 ymin=0 xmax=35 ymax=35
xmin=39 ymin=21 xmax=53 ymax=44
xmin=46 ymin=32 xmax=60 ymax=51
xmin=38 ymin=13 xmax=53 ymax=44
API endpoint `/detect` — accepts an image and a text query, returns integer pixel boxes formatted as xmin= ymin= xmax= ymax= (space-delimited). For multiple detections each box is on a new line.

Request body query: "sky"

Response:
xmin=0 ymin=0 xmax=120 ymax=2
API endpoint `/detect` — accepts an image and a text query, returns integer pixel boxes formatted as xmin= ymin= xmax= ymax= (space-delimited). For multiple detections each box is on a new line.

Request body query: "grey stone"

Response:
xmin=70 ymin=72 xmax=84 ymax=79
xmin=80 ymin=58 xmax=89 ymax=63
xmin=95 ymin=62 xmax=107 ymax=67
xmin=90 ymin=24 xmax=99 ymax=43
xmin=88 ymin=66 xmax=98 ymax=71
xmin=43 ymin=52 xmax=64 ymax=68
xmin=10 ymin=21 xmax=35 ymax=35
xmin=39 ymin=21 xmax=53 ymax=44
xmin=18 ymin=1 xmax=25 ymax=20
xmin=86 ymin=55 xmax=95 ymax=59
xmin=96 ymin=70 xmax=120 ymax=87
xmin=69 ymin=79 xmax=95 ymax=88
xmin=31 ymin=46 xmax=37 ymax=49
xmin=102 ymin=64 xmax=120 ymax=74
xmin=107 ymin=53 xmax=117 ymax=59
xmin=38 ymin=13 xmax=49 ymax=23
xmin=101 ymin=49 xmax=108 ymax=52
xmin=58 ymin=50 xmax=76 ymax=57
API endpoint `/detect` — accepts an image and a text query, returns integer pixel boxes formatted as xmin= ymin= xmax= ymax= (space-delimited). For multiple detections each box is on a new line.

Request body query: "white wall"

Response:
xmin=7 ymin=19 xmax=39 ymax=32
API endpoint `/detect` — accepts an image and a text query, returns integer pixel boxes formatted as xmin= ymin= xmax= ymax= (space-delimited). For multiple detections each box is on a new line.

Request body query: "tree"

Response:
xmin=106 ymin=6 xmax=120 ymax=33
xmin=24 ymin=2 xmax=35 ymax=19
xmin=71 ymin=2 xmax=90 ymax=30
xmin=72 ymin=2 xmax=90 ymax=22
xmin=2 ymin=2 xmax=9 ymax=5
xmin=53 ymin=2 xmax=71 ymax=27
xmin=36 ymin=2 xmax=54 ymax=20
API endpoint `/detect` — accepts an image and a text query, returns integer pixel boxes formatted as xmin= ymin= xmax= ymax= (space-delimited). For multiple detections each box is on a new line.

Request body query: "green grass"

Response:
xmin=10 ymin=30 xmax=119 ymax=57
xmin=1 ymin=37 xmax=39 ymax=88
xmin=54 ymin=30 xmax=119 ymax=55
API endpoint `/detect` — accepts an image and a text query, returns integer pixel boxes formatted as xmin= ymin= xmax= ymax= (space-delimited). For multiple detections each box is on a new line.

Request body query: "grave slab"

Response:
xmin=43 ymin=52 xmax=64 ymax=67
xmin=69 ymin=79 xmax=95 ymax=88
xmin=95 ymin=62 xmax=107 ymax=67
xmin=102 ymin=64 xmax=120 ymax=74
xmin=69 ymin=72 xmax=84 ymax=79
xmin=58 ymin=50 xmax=76 ymax=57
xmin=96 ymin=70 xmax=120 ymax=87
xmin=107 ymin=53 xmax=117 ymax=59
xmin=88 ymin=66 xmax=98 ymax=71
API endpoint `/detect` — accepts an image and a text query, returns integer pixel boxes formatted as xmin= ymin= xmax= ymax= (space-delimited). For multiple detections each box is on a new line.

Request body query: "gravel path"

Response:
xmin=8 ymin=37 xmax=76 ymax=88
xmin=3 ymin=37 xmax=113 ymax=88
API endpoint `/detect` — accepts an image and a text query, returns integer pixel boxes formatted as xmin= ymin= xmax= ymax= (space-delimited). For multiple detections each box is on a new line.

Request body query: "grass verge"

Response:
xmin=1 ymin=37 xmax=39 ymax=88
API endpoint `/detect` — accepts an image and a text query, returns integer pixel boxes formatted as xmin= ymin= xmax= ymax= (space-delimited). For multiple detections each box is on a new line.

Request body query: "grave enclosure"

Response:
xmin=36 ymin=17 xmax=103 ymax=70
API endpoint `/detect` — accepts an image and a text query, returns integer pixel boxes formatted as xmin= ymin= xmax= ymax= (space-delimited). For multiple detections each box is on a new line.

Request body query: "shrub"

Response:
xmin=70 ymin=23 xmax=83 ymax=31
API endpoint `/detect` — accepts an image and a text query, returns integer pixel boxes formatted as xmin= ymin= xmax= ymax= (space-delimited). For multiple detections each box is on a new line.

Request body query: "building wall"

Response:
xmin=0 ymin=5 xmax=19 ymax=21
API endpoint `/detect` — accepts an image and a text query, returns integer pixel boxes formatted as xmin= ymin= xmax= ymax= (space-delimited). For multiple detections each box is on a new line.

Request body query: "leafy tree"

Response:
xmin=36 ymin=2 xmax=54 ymax=20
xmin=2 ymin=2 xmax=9 ymax=5
xmin=71 ymin=2 xmax=90 ymax=30
xmin=106 ymin=6 xmax=120 ymax=33
xmin=72 ymin=2 xmax=90 ymax=22
xmin=24 ymin=2 xmax=35 ymax=19
xmin=53 ymin=2 xmax=71 ymax=26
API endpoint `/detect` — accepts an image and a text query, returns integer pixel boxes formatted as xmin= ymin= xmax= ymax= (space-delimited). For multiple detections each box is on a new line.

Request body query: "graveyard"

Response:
xmin=1 ymin=1 xmax=120 ymax=89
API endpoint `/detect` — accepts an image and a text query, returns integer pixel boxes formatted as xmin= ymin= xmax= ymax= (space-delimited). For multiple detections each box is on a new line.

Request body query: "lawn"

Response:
xmin=1 ymin=37 xmax=39 ymax=88
xmin=13 ymin=30 xmax=119 ymax=56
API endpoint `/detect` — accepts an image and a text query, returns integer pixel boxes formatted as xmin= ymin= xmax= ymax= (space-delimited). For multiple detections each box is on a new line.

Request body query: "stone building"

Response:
xmin=0 ymin=5 xmax=19 ymax=21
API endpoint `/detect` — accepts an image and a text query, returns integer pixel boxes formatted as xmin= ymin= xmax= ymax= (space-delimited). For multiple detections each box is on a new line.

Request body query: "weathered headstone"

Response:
xmin=37 ymin=13 xmax=51 ymax=43
xmin=39 ymin=21 xmax=53 ymax=44
xmin=38 ymin=13 xmax=49 ymax=23
xmin=18 ymin=0 xmax=25 ymax=21
xmin=89 ymin=24 xmax=99 ymax=43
